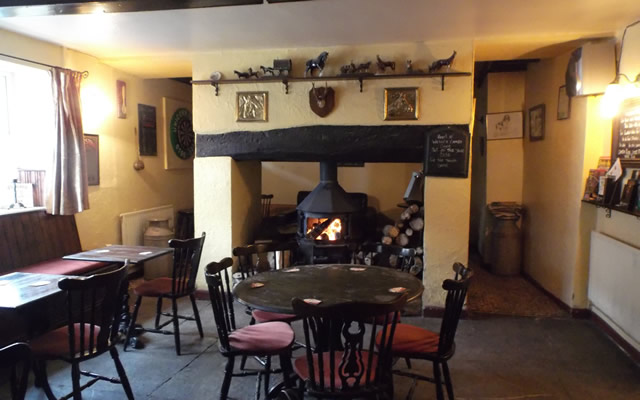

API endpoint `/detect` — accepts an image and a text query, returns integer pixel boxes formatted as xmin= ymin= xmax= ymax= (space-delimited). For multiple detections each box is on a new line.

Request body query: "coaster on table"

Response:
xmin=139 ymin=251 xmax=152 ymax=255
xmin=250 ymin=282 xmax=265 ymax=288
xmin=389 ymin=287 xmax=407 ymax=293
xmin=350 ymin=267 xmax=366 ymax=272
xmin=283 ymin=268 xmax=300 ymax=273
xmin=29 ymin=281 xmax=51 ymax=287
xmin=304 ymin=298 xmax=322 ymax=305
xmin=96 ymin=249 xmax=110 ymax=253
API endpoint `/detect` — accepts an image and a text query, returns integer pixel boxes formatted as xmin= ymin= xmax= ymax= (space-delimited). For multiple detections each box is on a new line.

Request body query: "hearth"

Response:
xmin=296 ymin=161 xmax=366 ymax=264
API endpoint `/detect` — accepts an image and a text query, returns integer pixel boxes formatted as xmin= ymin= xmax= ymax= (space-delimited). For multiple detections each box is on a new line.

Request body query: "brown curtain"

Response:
xmin=45 ymin=68 xmax=89 ymax=215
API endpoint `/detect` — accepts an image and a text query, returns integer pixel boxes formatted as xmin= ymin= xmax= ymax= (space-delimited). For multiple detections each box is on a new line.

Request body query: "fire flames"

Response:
xmin=307 ymin=218 xmax=342 ymax=241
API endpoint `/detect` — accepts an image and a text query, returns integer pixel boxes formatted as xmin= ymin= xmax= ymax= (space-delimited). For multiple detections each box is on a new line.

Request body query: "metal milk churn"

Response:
xmin=143 ymin=218 xmax=174 ymax=280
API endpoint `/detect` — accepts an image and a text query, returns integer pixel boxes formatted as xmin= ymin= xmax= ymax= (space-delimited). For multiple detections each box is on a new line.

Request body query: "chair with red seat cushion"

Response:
xmin=206 ymin=258 xmax=295 ymax=400
xmin=30 ymin=264 xmax=134 ymax=400
xmin=124 ymin=233 xmax=206 ymax=355
xmin=290 ymin=294 xmax=407 ymax=399
xmin=233 ymin=242 xmax=301 ymax=369
xmin=0 ymin=342 xmax=31 ymax=400
xmin=376 ymin=262 xmax=473 ymax=400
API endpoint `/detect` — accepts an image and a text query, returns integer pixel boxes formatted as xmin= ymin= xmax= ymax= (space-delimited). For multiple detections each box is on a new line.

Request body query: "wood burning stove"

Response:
xmin=296 ymin=161 xmax=366 ymax=264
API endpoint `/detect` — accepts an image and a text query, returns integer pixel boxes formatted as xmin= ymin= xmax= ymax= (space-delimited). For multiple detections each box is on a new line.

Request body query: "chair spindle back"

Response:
xmin=233 ymin=241 xmax=297 ymax=280
xmin=205 ymin=258 xmax=236 ymax=352
xmin=169 ymin=233 xmax=206 ymax=296
xmin=58 ymin=264 xmax=128 ymax=361
xmin=292 ymin=295 xmax=407 ymax=397
xmin=0 ymin=342 xmax=31 ymax=400
xmin=437 ymin=262 xmax=473 ymax=357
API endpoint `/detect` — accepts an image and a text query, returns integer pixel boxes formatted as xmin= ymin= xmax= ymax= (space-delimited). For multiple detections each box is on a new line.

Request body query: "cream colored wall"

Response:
xmin=193 ymin=41 xmax=474 ymax=303
xmin=486 ymin=72 xmax=525 ymax=204
xmin=1 ymin=29 xmax=194 ymax=250
xmin=523 ymin=52 xmax=609 ymax=308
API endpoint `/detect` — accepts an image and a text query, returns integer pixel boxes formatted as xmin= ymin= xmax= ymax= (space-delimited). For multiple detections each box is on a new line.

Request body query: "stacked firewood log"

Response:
xmin=380 ymin=203 xmax=424 ymax=272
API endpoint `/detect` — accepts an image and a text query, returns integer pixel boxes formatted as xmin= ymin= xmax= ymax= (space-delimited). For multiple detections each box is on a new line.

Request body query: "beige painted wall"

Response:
xmin=1 ymin=29 xmax=194 ymax=250
xmin=193 ymin=40 xmax=474 ymax=304
xmin=486 ymin=72 xmax=525 ymax=204
xmin=522 ymin=52 xmax=612 ymax=308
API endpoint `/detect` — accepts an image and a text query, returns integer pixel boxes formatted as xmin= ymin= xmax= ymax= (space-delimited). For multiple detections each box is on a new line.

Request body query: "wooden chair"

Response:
xmin=0 ymin=342 xmax=31 ymax=400
xmin=359 ymin=242 xmax=417 ymax=273
xmin=206 ymin=258 xmax=295 ymax=400
xmin=30 ymin=264 xmax=134 ymax=400
xmin=291 ymin=294 xmax=408 ymax=399
xmin=125 ymin=233 xmax=206 ymax=355
xmin=233 ymin=242 xmax=301 ymax=370
xmin=261 ymin=194 xmax=274 ymax=218
xmin=380 ymin=262 xmax=473 ymax=400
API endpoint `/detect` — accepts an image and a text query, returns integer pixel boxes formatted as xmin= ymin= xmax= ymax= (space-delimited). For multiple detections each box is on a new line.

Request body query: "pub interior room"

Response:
xmin=0 ymin=1 xmax=639 ymax=399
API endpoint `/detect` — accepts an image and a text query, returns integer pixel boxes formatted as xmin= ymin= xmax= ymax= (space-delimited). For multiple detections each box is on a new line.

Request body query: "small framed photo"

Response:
xmin=237 ymin=91 xmax=268 ymax=122
xmin=529 ymin=104 xmax=545 ymax=141
xmin=83 ymin=134 xmax=99 ymax=186
xmin=557 ymin=85 xmax=570 ymax=120
xmin=486 ymin=111 xmax=523 ymax=140
xmin=384 ymin=87 xmax=419 ymax=121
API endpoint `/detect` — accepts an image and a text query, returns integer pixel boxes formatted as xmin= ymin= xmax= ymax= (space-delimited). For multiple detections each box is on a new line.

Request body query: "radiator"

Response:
xmin=120 ymin=205 xmax=174 ymax=245
xmin=588 ymin=231 xmax=640 ymax=351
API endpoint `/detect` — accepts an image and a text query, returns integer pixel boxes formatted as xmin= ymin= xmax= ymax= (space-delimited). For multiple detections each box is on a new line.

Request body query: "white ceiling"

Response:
xmin=0 ymin=0 xmax=639 ymax=78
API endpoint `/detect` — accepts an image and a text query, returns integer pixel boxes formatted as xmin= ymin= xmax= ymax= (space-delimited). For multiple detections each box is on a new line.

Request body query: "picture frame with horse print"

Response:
xmin=384 ymin=87 xmax=419 ymax=121
xmin=236 ymin=91 xmax=268 ymax=122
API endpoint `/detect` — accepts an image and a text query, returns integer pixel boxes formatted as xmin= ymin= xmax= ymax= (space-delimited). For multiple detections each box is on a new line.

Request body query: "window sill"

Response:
xmin=0 ymin=206 xmax=46 ymax=217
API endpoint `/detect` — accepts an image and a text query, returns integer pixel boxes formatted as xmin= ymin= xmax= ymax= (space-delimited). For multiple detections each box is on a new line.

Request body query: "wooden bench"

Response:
xmin=0 ymin=208 xmax=108 ymax=276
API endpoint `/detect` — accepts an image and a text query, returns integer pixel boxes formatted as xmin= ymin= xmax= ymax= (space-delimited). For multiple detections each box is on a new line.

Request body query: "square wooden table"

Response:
xmin=63 ymin=245 xmax=173 ymax=264
xmin=0 ymin=272 xmax=74 ymax=309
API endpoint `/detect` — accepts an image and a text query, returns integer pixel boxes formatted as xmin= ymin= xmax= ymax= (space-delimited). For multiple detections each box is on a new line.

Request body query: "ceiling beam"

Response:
xmin=0 ymin=0 xmax=268 ymax=17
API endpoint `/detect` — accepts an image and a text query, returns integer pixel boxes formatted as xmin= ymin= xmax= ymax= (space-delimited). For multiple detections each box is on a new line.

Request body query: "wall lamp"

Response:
xmin=602 ymin=73 xmax=640 ymax=118
xmin=601 ymin=20 xmax=640 ymax=117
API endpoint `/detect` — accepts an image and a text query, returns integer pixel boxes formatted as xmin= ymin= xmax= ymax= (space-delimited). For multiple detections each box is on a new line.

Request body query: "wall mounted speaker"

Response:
xmin=565 ymin=39 xmax=616 ymax=97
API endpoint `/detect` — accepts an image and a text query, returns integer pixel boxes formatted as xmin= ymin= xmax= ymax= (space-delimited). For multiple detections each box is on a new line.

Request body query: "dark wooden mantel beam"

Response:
xmin=196 ymin=125 xmax=466 ymax=163
xmin=0 ymin=0 xmax=308 ymax=17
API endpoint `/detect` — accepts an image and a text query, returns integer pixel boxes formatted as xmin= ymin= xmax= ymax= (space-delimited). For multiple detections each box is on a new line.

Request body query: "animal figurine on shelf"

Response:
xmin=234 ymin=68 xmax=259 ymax=79
xmin=309 ymin=83 xmax=335 ymax=118
xmin=305 ymin=51 xmax=329 ymax=77
xmin=339 ymin=62 xmax=357 ymax=75
xmin=406 ymin=59 xmax=414 ymax=73
xmin=354 ymin=61 xmax=372 ymax=73
xmin=376 ymin=55 xmax=396 ymax=74
xmin=428 ymin=51 xmax=457 ymax=73
xmin=260 ymin=65 xmax=276 ymax=76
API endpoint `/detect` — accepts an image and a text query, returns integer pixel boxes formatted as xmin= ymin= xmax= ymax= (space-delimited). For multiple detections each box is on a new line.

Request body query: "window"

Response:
xmin=0 ymin=60 xmax=55 ymax=209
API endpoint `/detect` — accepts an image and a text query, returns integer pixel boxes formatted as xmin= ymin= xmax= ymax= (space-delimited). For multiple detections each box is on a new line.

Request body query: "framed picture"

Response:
xmin=163 ymin=97 xmax=194 ymax=170
xmin=384 ymin=87 xmax=419 ymax=121
xmin=83 ymin=134 xmax=99 ymax=186
xmin=529 ymin=104 xmax=545 ymax=141
xmin=237 ymin=92 xmax=268 ymax=122
xmin=138 ymin=104 xmax=157 ymax=155
xmin=486 ymin=111 xmax=523 ymax=140
xmin=557 ymin=85 xmax=570 ymax=120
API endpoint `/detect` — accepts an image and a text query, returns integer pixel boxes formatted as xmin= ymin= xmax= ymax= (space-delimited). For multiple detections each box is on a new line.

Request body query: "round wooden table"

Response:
xmin=233 ymin=264 xmax=424 ymax=314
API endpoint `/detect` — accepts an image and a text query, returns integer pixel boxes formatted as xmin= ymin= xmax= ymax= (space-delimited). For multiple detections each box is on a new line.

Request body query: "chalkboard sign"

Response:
xmin=424 ymin=126 xmax=470 ymax=178
xmin=612 ymin=98 xmax=640 ymax=166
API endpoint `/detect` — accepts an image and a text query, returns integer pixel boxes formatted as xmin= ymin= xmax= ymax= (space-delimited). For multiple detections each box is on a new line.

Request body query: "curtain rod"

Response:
xmin=0 ymin=52 xmax=89 ymax=78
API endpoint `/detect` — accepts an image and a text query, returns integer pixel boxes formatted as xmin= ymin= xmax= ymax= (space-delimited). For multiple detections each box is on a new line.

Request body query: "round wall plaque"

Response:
xmin=170 ymin=108 xmax=194 ymax=159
